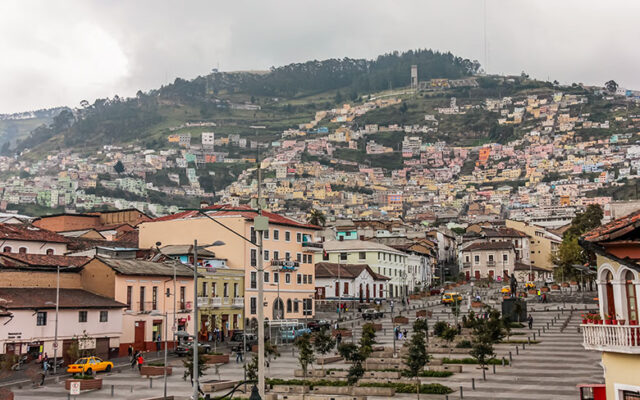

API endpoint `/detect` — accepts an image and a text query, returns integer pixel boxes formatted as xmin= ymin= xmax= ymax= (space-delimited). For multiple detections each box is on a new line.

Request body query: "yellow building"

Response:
xmin=505 ymin=220 xmax=561 ymax=270
xmin=580 ymin=211 xmax=640 ymax=399
xmin=139 ymin=205 xmax=321 ymax=333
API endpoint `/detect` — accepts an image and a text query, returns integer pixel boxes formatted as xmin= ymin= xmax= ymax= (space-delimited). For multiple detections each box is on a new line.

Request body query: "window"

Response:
xmin=139 ymin=287 xmax=146 ymax=311
xmin=303 ymin=298 xmax=313 ymax=316
xmin=285 ymin=231 xmax=291 ymax=242
xmin=212 ymin=283 xmax=217 ymax=297
xmin=264 ymin=272 xmax=270 ymax=283
xmin=46 ymin=249 xmax=54 ymax=255
xmin=323 ymin=252 xmax=329 ymax=261
xmin=78 ymin=311 xmax=88 ymax=323
xmin=340 ymin=253 xmax=347 ymax=261
xmin=274 ymin=251 xmax=280 ymax=260
xmin=503 ymin=254 xmax=508 ymax=262
xmin=308 ymin=275 xmax=313 ymax=284
xmin=180 ymin=286 xmax=186 ymax=310
xmin=297 ymin=274 xmax=302 ymax=284
xmin=296 ymin=232 xmax=302 ymax=243
xmin=274 ymin=272 xmax=279 ymax=283
xmin=286 ymin=299 xmax=292 ymax=313
xmin=18 ymin=247 xmax=27 ymax=254
xmin=296 ymin=253 xmax=302 ymax=262
xmin=264 ymin=250 xmax=270 ymax=261
xmin=250 ymin=271 xmax=257 ymax=289
xmin=465 ymin=256 xmax=470 ymax=263
xmin=263 ymin=229 xmax=269 ymax=240
xmin=250 ymin=227 xmax=256 ymax=243
xmin=378 ymin=252 xmax=381 ymax=260
xmin=343 ymin=282 xmax=349 ymax=294
xmin=250 ymin=249 xmax=257 ymax=267
xmin=152 ymin=286 xmax=158 ymax=310
xmin=285 ymin=273 xmax=291 ymax=284
xmin=126 ymin=286 xmax=132 ymax=310
xmin=233 ymin=283 xmax=239 ymax=297
xmin=303 ymin=275 xmax=308 ymax=284
xmin=36 ymin=311 xmax=47 ymax=326
xmin=201 ymin=282 xmax=207 ymax=297
xmin=488 ymin=255 xmax=494 ymax=262
xmin=250 ymin=297 xmax=257 ymax=314
xmin=285 ymin=252 xmax=291 ymax=261
xmin=474 ymin=255 xmax=480 ymax=264
xmin=2 ymin=246 xmax=10 ymax=252
xmin=293 ymin=300 xmax=299 ymax=313
xmin=223 ymin=282 xmax=229 ymax=297
xmin=359 ymin=252 xmax=366 ymax=260
xmin=273 ymin=230 xmax=279 ymax=240
xmin=99 ymin=311 xmax=108 ymax=322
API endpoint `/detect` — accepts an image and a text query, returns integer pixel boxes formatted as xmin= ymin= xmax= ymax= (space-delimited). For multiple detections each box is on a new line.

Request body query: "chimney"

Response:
xmin=200 ymin=201 xmax=208 ymax=209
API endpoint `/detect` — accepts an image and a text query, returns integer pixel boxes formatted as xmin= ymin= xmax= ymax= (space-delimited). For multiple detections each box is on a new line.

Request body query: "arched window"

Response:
xmin=46 ymin=249 xmax=54 ymax=255
xmin=605 ymin=270 xmax=615 ymax=319
xmin=18 ymin=247 xmax=27 ymax=254
xmin=625 ymin=270 xmax=637 ymax=322
xmin=2 ymin=247 xmax=10 ymax=253
xmin=286 ymin=299 xmax=292 ymax=313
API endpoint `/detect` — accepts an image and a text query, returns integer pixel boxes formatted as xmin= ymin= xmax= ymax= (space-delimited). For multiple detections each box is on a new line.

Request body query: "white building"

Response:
xmin=314 ymin=262 xmax=389 ymax=302
xmin=202 ymin=132 xmax=215 ymax=149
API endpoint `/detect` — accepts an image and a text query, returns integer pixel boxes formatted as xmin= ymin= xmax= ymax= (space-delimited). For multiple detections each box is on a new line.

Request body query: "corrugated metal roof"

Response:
xmin=95 ymin=256 xmax=195 ymax=277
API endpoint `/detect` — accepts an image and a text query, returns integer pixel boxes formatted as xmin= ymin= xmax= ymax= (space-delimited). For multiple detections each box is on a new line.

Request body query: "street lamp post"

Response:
xmin=151 ymin=311 xmax=169 ymax=399
xmin=53 ymin=265 xmax=60 ymax=377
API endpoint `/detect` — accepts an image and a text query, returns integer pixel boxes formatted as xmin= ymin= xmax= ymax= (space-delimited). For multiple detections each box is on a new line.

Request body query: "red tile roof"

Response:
xmin=0 ymin=252 xmax=89 ymax=267
xmin=582 ymin=209 xmax=640 ymax=243
xmin=483 ymin=227 xmax=528 ymax=238
xmin=152 ymin=204 xmax=321 ymax=230
xmin=0 ymin=224 xmax=70 ymax=244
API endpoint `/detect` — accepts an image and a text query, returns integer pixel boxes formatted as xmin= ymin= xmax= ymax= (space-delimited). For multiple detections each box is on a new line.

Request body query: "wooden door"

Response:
xmin=134 ymin=321 xmax=145 ymax=350
xmin=95 ymin=338 xmax=109 ymax=360
xmin=606 ymin=283 xmax=616 ymax=318
xmin=465 ymin=271 xmax=470 ymax=280
xmin=489 ymin=270 xmax=494 ymax=279
xmin=474 ymin=270 xmax=480 ymax=280
xmin=366 ymin=284 xmax=370 ymax=303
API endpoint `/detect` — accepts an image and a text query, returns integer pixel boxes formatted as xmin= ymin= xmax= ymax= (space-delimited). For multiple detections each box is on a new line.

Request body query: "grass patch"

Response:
xmin=266 ymin=378 xmax=453 ymax=394
xmin=442 ymin=357 xmax=508 ymax=366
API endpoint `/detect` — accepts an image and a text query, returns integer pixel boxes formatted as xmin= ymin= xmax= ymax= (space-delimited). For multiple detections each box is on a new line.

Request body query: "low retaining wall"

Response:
xmin=428 ymin=364 xmax=463 ymax=373
xmin=201 ymin=380 xmax=240 ymax=393
xmin=140 ymin=366 xmax=173 ymax=377
xmin=362 ymin=371 xmax=401 ymax=379
xmin=317 ymin=356 xmax=342 ymax=365
xmin=332 ymin=329 xmax=353 ymax=337
xmin=203 ymin=354 xmax=229 ymax=364
xmin=294 ymin=369 xmax=326 ymax=378
xmin=64 ymin=378 xmax=102 ymax=391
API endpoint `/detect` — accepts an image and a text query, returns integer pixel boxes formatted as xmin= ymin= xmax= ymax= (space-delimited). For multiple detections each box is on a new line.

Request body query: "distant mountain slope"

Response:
xmin=0 ymin=107 xmax=66 ymax=150
xmin=7 ymin=49 xmax=479 ymax=153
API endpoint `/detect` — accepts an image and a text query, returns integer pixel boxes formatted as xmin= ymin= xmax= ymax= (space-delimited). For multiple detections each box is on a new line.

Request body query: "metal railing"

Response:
xmin=233 ymin=297 xmax=244 ymax=308
xmin=582 ymin=324 xmax=640 ymax=354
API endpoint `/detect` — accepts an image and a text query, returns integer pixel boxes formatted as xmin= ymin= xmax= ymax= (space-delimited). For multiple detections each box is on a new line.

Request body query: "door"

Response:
xmin=134 ymin=321 xmax=146 ymax=350
xmin=335 ymin=282 xmax=339 ymax=297
xmin=359 ymin=284 xmax=363 ymax=303
xmin=95 ymin=338 xmax=109 ymax=360
xmin=489 ymin=270 xmax=494 ymax=279
xmin=474 ymin=270 xmax=480 ymax=280
xmin=465 ymin=271 xmax=470 ymax=280
xmin=366 ymin=284 xmax=370 ymax=303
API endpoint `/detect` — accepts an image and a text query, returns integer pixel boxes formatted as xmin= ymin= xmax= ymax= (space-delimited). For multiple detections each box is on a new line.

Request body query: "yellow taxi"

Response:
xmin=441 ymin=292 xmax=463 ymax=305
xmin=524 ymin=282 xmax=536 ymax=289
xmin=501 ymin=286 xmax=511 ymax=294
xmin=66 ymin=356 xmax=113 ymax=374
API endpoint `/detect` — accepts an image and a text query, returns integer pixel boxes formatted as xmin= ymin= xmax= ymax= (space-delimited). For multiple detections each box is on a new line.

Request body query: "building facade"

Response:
xmin=314 ymin=262 xmax=389 ymax=302
xmin=460 ymin=241 xmax=516 ymax=281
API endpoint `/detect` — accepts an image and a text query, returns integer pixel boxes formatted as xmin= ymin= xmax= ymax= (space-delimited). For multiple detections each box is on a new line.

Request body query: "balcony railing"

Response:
xmin=487 ymin=260 xmax=496 ymax=266
xmin=582 ymin=324 xmax=640 ymax=354
xmin=462 ymin=262 xmax=471 ymax=268
xmin=137 ymin=301 xmax=157 ymax=313
xmin=232 ymin=297 xmax=244 ymax=308
xmin=210 ymin=297 xmax=223 ymax=307
xmin=197 ymin=297 xmax=211 ymax=307
xmin=302 ymin=242 xmax=323 ymax=249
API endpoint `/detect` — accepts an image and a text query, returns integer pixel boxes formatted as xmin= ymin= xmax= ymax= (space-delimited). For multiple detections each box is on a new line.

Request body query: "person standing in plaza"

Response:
xmin=528 ymin=314 xmax=534 ymax=330
xmin=137 ymin=353 xmax=144 ymax=371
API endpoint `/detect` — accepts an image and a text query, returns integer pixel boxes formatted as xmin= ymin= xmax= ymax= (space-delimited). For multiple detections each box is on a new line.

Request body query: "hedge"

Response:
xmin=266 ymin=378 xmax=453 ymax=394
xmin=442 ymin=357 xmax=508 ymax=365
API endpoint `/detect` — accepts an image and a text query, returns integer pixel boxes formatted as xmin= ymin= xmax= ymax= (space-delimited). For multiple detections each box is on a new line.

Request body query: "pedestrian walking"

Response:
xmin=542 ymin=293 xmax=547 ymax=303
xmin=137 ymin=354 xmax=144 ymax=371
xmin=236 ymin=347 xmax=244 ymax=363
xmin=131 ymin=351 xmax=138 ymax=369
xmin=128 ymin=345 xmax=133 ymax=361
xmin=155 ymin=334 xmax=161 ymax=351
xmin=336 ymin=332 xmax=342 ymax=347
xmin=528 ymin=314 xmax=534 ymax=330
xmin=403 ymin=329 xmax=408 ymax=339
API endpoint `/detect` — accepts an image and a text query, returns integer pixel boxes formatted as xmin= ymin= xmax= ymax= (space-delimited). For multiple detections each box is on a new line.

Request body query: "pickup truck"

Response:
xmin=174 ymin=342 xmax=212 ymax=357
xmin=229 ymin=331 xmax=258 ymax=352
xmin=307 ymin=319 xmax=330 ymax=332
xmin=361 ymin=309 xmax=384 ymax=320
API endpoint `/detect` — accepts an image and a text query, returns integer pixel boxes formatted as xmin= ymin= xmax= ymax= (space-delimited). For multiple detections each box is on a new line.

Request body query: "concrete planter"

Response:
xmin=471 ymin=301 xmax=484 ymax=308
xmin=528 ymin=289 xmax=537 ymax=295
xmin=204 ymin=354 xmax=230 ymax=364
xmin=140 ymin=366 xmax=172 ymax=377
xmin=65 ymin=378 xmax=103 ymax=391
xmin=551 ymin=284 xmax=560 ymax=290
xmin=201 ymin=380 xmax=240 ymax=393
xmin=353 ymin=386 xmax=395 ymax=396
xmin=332 ymin=329 xmax=352 ymax=337
xmin=317 ymin=356 xmax=342 ymax=365
xmin=393 ymin=316 xmax=409 ymax=324
xmin=541 ymin=287 xmax=550 ymax=292
xmin=294 ymin=369 xmax=326 ymax=377
xmin=428 ymin=364 xmax=463 ymax=373
xmin=416 ymin=310 xmax=427 ymax=317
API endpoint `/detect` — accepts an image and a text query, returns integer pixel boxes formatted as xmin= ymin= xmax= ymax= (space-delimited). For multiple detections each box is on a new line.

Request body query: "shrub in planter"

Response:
xmin=140 ymin=365 xmax=173 ymax=376
xmin=541 ymin=287 xmax=550 ymax=292
xmin=455 ymin=340 xmax=472 ymax=349
xmin=204 ymin=354 xmax=230 ymax=364
xmin=433 ymin=321 xmax=449 ymax=338
xmin=393 ymin=316 xmax=409 ymax=324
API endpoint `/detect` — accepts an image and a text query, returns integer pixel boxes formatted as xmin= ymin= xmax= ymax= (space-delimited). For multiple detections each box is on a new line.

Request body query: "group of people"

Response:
xmin=394 ymin=327 xmax=409 ymax=340
xmin=536 ymin=289 xmax=548 ymax=303
xmin=207 ymin=328 xmax=225 ymax=343
xmin=127 ymin=345 xmax=145 ymax=371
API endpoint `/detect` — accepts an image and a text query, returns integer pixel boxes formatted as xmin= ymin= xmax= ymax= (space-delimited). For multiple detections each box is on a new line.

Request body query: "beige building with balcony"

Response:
xmin=460 ymin=241 xmax=516 ymax=281
xmin=580 ymin=211 xmax=640 ymax=399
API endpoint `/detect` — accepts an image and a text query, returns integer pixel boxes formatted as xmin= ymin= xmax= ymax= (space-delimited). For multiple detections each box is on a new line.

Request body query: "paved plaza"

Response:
xmin=7 ymin=284 xmax=604 ymax=400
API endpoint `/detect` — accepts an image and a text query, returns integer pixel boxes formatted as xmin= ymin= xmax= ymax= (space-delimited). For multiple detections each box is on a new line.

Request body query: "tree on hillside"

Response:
xmin=307 ymin=209 xmax=326 ymax=227
xmin=605 ymin=80 xmax=618 ymax=93
xmin=114 ymin=160 xmax=125 ymax=175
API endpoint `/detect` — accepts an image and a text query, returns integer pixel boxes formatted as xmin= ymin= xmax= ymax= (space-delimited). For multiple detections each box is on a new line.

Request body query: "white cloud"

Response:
xmin=0 ymin=0 xmax=639 ymax=113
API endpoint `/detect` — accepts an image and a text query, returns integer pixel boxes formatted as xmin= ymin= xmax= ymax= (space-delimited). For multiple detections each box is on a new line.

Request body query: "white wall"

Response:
xmin=0 ymin=240 xmax=67 ymax=255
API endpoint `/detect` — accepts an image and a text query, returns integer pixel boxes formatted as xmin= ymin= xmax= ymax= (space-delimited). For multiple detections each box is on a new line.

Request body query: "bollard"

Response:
xmin=149 ymin=377 xmax=152 ymax=389
xmin=130 ymin=385 xmax=133 ymax=393
xmin=543 ymin=326 xmax=546 ymax=333
xmin=482 ymin=368 xmax=486 ymax=381
xmin=111 ymin=384 xmax=114 ymax=397
xmin=533 ymin=332 xmax=536 ymax=340
xmin=523 ymin=342 xmax=526 ymax=350
xmin=493 ymin=364 xmax=496 ymax=374
xmin=528 ymin=337 xmax=531 ymax=345
xmin=68 ymin=394 xmax=70 ymax=400
xmin=502 ymin=357 xmax=505 ymax=367
xmin=538 ymin=328 xmax=541 ymax=336
xmin=460 ymin=385 xmax=464 ymax=399
xmin=472 ymin=378 xmax=475 ymax=390
xmin=509 ymin=351 xmax=512 ymax=362
xmin=516 ymin=346 xmax=519 ymax=355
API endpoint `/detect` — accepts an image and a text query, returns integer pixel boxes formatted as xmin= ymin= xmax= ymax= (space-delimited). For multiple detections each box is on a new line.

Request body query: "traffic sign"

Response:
xmin=52 ymin=342 xmax=58 ymax=349
xmin=69 ymin=381 xmax=81 ymax=395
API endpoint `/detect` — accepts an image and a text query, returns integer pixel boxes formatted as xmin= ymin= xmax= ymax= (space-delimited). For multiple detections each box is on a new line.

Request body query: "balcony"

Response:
xmin=582 ymin=324 xmax=640 ymax=354
xmin=210 ymin=297 xmax=223 ymax=307
xmin=136 ymin=301 xmax=157 ymax=313
xmin=487 ymin=260 xmax=496 ymax=266
xmin=462 ymin=262 xmax=471 ymax=268
xmin=197 ymin=297 xmax=211 ymax=308
xmin=302 ymin=242 xmax=323 ymax=249
xmin=232 ymin=297 xmax=244 ymax=308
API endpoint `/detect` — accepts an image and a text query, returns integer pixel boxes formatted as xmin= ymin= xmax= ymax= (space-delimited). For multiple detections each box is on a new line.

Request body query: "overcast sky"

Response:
xmin=1 ymin=0 xmax=639 ymax=113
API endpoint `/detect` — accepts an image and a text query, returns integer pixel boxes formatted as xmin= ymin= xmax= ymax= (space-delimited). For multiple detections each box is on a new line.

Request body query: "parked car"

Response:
xmin=175 ymin=341 xmax=212 ymax=357
xmin=441 ymin=292 xmax=462 ymax=305
xmin=66 ymin=357 xmax=113 ymax=374
xmin=362 ymin=309 xmax=383 ymax=320
xmin=307 ymin=319 xmax=330 ymax=331
xmin=229 ymin=331 xmax=258 ymax=352
xmin=281 ymin=323 xmax=311 ymax=341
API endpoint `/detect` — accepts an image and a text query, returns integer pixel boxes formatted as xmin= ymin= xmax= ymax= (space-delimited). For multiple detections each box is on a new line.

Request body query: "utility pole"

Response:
xmin=192 ymin=240 xmax=199 ymax=400
xmin=53 ymin=265 xmax=60 ymax=377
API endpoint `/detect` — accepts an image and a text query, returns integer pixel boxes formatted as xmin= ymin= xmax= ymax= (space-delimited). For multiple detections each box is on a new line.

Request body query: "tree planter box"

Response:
xmin=416 ymin=310 xmax=427 ymax=317
xmin=528 ymin=289 xmax=537 ymax=295
xmin=204 ymin=354 xmax=229 ymax=364
xmin=471 ymin=301 xmax=484 ymax=308
xmin=541 ymin=287 xmax=550 ymax=292
xmin=368 ymin=323 xmax=383 ymax=331
xmin=317 ymin=356 xmax=342 ymax=365
xmin=551 ymin=285 xmax=560 ymax=290
xmin=561 ymin=282 xmax=570 ymax=287
xmin=65 ymin=378 xmax=102 ymax=391
xmin=332 ymin=329 xmax=352 ymax=337
xmin=393 ymin=316 xmax=409 ymax=324
xmin=140 ymin=366 xmax=172 ymax=377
